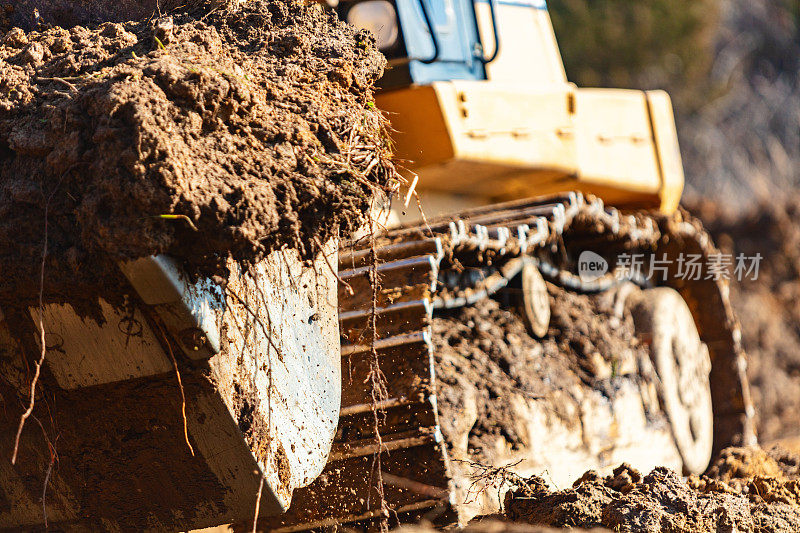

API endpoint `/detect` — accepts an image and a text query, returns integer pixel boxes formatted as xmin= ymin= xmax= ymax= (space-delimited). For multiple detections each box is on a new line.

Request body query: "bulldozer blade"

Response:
xmin=0 ymin=242 xmax=341 ymax=531
xmin=118 ymin=255 xmax=224 ymax=360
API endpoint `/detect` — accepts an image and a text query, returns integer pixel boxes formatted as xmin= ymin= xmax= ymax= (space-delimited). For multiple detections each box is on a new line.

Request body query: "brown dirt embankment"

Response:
xmin=0 ymin=0 xmax=394 ymax=315
xmin=693 ymin=199 xmax=800 ymax=443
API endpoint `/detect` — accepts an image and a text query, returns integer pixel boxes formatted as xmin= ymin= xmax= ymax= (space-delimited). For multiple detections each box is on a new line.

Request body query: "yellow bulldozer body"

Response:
xmin=377 ymin=0 xmax=685 ymax=220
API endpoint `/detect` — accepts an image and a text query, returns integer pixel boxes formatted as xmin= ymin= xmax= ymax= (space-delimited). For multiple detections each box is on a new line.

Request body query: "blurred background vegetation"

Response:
xmin=548 ymin=0 xmax=800 ymax=205
xmin=549 ymin=0 xmax=719 ymax=112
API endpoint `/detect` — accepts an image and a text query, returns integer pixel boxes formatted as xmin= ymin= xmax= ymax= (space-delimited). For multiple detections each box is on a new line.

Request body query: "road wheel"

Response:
xmin=517 ymin=260 xmax=550 ymax=338
xmin=627 ymin=287 xmax=714 ymax=474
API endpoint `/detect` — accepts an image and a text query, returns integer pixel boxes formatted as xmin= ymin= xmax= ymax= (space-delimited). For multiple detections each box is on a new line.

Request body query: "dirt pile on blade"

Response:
xmin=503 ymin=453 xmax=800 ymax=532
xmin=693 ymin=198 xmax=800 ymax=442
xmin=0 ymin=0 xmax=393 ymax=314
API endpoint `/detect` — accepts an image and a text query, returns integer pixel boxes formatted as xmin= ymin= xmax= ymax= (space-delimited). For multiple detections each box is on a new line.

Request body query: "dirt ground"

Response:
xmin=396 ymin=522 xmax=610 ymax=533
xmin=394 ymin=448 xmax=800 ymax=532
xmin=0 ymin=0 xmax=394 ymax=315
xmin=395 ymin=447 xmax=800 ymax=532
xmin=496 ymin=445 xmax=800 ymax=533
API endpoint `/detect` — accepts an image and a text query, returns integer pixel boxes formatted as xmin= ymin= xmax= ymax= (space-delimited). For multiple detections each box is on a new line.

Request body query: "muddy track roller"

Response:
xmin=256 ymin=192 xmax=754 ymax=531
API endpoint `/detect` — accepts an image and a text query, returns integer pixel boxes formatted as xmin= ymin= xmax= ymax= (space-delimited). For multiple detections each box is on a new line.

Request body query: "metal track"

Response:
xmin=254 ymin=192 xmax=754 ymax=531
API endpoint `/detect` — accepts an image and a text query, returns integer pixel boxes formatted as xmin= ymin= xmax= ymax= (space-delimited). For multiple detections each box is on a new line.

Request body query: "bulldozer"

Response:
xmin=256 ymin=0 xmax=757 ymax=529
xmin=0 ymin=0 xmax=755 ymax=531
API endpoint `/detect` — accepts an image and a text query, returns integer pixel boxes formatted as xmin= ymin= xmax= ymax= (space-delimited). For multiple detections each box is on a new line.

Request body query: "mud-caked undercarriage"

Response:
xmin=255 ymin=192 xmax=754 ymax=531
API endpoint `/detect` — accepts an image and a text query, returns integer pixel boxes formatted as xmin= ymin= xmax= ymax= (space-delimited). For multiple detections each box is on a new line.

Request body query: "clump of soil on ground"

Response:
xmin=693 ymin=198 xmax=800 ymax=442
xmin=433 ymin=283 xmax=647 ymax=459
xmin=391 ymin=449 xmax=800 ymax=532
xmin=0 ymin=0 xmax=394 ymax=313
xmin=502 ymin=450 xmax=800 ymax=532
xmin=703 ymin=445 xmax=800 ymax=483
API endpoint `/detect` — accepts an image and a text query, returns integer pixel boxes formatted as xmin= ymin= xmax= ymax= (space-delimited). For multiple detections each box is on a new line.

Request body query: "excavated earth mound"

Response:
xmin=502 ymin=448 xmax=800 ymax=533
xmin=389 ymin=449 xmax=800 ymax=532
xmin=0 ymin=0 xmax=393 ymax=314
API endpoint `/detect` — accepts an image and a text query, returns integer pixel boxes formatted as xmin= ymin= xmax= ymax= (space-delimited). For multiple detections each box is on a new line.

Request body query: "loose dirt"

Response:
xmin=0 ymin=0 xmax=394 ymax=315
xmin=703 ymin=445 xmax=800 ymax=483
xmin=396 ymin=522 xmax=609 ymax=533
xmin=388 ymin=448 xmax=800 ymax=532
xmin=502 ymin=446 xmax=800 ymax=532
